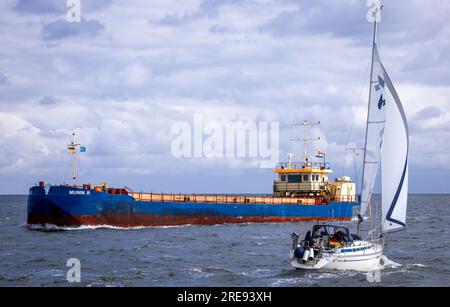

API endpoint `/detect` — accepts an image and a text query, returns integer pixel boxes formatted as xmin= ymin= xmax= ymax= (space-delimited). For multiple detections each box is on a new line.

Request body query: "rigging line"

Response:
xmin=64 ymin=154 xmax=69 ymax=185
xmin=340 ymin=55 xmax=372 ymax=181
xmin=64 ymin=147 xmax=73 ymax=185
xmin=353 ymin=154 xmax=359 ymax=190
xmin=78 ymin=152 xmax=83 ymax=185
xmin=364 ymin=217 xmax=382 ymax=241
xmin=376 ymin=14 xmax=382 ymax=59
xmin=344 ymin=57 xmax=372 ymax=146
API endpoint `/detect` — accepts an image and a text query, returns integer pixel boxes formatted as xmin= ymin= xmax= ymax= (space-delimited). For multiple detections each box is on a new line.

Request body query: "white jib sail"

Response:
xmin=381 ymin=64 xmax=409 ymax=233
xmin=360 ymin=44 xmax=385 ymax=218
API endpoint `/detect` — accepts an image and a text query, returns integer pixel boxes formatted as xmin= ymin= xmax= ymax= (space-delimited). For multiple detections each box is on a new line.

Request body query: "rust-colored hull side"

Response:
xmin=28 ymin=214 xmax=351 ymax=228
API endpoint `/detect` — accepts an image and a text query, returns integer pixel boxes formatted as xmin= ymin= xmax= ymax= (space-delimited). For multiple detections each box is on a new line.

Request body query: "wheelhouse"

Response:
xmin=273 ymin=161 xmax=332 ymax=197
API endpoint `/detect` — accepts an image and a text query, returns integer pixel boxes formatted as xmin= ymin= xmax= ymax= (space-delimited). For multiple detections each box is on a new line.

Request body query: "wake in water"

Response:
xmin=378 ymin=255 xmax=402 ymax=270
xmin=25 ymin=223 xmax=193 ymax=231
xmin=272 ymin=269 xmax=361 ymax=287
xmin=273 ymin=257 xmax=411 ymax=287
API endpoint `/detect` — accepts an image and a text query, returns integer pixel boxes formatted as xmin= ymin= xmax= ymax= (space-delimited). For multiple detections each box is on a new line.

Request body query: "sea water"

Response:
xmin=0 ymin=195 xmax=449 ymax=287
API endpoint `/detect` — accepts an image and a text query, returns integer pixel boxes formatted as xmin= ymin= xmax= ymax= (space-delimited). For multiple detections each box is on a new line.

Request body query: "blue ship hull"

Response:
xmin=27 ymin=185 xmax=359 ymax=227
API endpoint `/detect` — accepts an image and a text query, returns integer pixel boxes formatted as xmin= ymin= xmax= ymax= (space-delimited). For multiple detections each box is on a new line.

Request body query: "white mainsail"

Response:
xmin=359 ymin=44 xmax=385 ymax=218
xmin=290 ymin=4 xmax=409 ymax=272
xmin=359 ymin=42 xmax=409 ymax=233
xmin=380 ymin=64 xmax=409 ymax=233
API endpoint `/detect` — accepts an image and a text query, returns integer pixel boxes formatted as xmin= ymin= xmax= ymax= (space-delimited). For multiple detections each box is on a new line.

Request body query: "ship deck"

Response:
xmin=129 ymin=192 xmax=356 ymax=205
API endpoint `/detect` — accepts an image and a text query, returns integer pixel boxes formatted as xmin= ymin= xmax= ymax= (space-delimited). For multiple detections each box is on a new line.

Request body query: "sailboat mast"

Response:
xmin=358 ymin=7 xmax=380 ymax=237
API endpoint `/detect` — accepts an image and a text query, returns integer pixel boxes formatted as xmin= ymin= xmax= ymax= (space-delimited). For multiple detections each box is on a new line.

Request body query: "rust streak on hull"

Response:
xmin=28 ymin=215 xmax=352 ymax=228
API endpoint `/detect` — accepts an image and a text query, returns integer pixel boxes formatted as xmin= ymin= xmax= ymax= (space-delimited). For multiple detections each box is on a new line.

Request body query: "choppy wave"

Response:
xmin=187 ymin=268 xmax=215 ymax=279
xmin=409 ymin=263 xmax=427 ymax=268
xmin=240 ymin=269 xmax=274 ymax=278
xmin=271 ymin=277 xmax=309 ymax=287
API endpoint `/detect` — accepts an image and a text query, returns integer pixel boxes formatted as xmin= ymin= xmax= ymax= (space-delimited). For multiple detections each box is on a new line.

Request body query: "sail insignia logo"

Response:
xmin=377 ymin=95 xmax=386 ymax=110
xmin=375 ymin=75 xmax=385 ymax=91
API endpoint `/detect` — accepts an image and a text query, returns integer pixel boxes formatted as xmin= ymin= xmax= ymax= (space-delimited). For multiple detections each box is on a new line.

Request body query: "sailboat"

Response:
xmin=289 ymin=5 xmax=409 ymax=271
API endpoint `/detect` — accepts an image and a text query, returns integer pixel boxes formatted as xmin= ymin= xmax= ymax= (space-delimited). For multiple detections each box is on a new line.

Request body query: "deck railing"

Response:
xmin=62 ymin=184 xmax=356 ymax=204
xmin=129 ymin=193 xmax=357 ymax=205
xmin=276 ymin=162 xmax=327 ymax=170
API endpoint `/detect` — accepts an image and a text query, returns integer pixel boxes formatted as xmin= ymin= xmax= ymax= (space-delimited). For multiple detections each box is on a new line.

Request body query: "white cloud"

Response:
xmin=121 ymin=61 xmax=152 ymax=87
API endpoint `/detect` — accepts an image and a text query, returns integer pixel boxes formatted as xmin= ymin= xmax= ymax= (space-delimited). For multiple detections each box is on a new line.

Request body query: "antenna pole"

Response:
xmin=68 ymin=132 xmax=81 ymax=186
xmin=303 ymin=121 xmax=308 ymax=163
xmin=72 ymin=133 xmax=77 ymax=186
xmin=291 ymin=120 xmax=321 ymax=164
xmin=358 ymin=5 xmax=381 ymax=237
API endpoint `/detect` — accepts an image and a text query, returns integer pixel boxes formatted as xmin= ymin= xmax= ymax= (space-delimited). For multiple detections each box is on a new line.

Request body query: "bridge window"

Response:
xmin=303 ymin=174 xmax=309 ymax=182
xmin=288 ymin=175 xmax=301 ymax=183
xmin=280 ymin=175 xmax=287 ymax=182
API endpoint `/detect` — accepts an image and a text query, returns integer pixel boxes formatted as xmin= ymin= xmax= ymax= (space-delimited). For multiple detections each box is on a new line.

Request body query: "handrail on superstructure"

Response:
xmin=276 ymin=161 xmax=329 ymax=170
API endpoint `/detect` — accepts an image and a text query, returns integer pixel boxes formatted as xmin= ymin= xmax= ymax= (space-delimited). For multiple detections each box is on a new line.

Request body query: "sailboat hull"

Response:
xmin=290 ymin=241 xmax=384 ymax=271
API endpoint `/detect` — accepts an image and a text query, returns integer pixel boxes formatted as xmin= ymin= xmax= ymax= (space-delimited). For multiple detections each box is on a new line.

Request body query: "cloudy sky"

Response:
xmin=0 ymin=0 xmax=449 ymax=194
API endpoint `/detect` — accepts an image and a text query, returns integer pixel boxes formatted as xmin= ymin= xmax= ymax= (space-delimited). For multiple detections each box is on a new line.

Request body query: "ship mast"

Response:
xmin=68 ymin=132 xmax=80 ymax=186
xmin=358 ymin=4 xmax=382 ymax=238
xmin=291 ymin=120 xmax=321 ymax=164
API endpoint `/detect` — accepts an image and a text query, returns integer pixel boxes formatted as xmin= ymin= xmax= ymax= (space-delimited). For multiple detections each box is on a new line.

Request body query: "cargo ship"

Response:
xmin=27 ymin=124 xmax=359 ymax=228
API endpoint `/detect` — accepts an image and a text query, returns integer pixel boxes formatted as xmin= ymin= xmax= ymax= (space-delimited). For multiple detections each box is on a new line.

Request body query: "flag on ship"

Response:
xmin=315 ymin=150 xmax=325 ymax=158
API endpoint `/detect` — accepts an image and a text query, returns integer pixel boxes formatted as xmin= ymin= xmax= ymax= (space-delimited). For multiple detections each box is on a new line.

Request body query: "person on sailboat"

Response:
xmin=330 ymin=227 xmax=346 ymax=246
xmin=304 ymin=231 xmax=314 ymax=247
